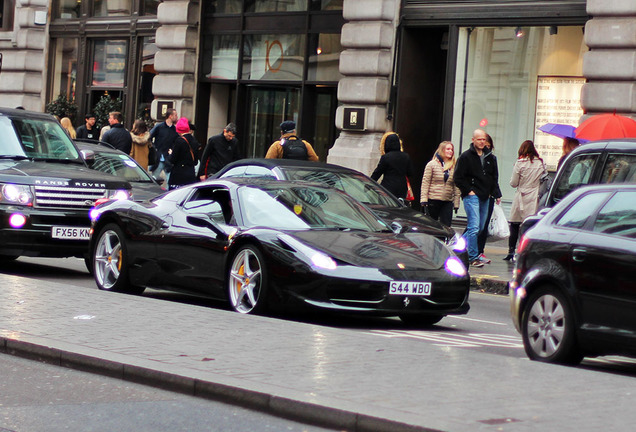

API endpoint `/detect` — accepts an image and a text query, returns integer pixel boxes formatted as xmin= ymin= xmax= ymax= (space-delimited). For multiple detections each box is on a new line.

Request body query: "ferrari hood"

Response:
xmin=288 ymin=230 xmax=450 ymax=270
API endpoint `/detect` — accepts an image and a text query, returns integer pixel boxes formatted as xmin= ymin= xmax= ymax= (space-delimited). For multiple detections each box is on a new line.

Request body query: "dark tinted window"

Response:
xmin=592 ymin=191 xmax=636 ymax=239
xmin=555 ymin=191 xmax=610 ymax=229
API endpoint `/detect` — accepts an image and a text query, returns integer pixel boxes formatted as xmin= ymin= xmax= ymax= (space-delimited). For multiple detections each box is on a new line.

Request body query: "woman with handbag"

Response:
xmin=371 ymin=132 xmax=414 ymax=201
xmin=506 ymin=140 xmax=547 ymax=260
xmin=419 ymin=141 xmax=460 ymax=227
xmin=167 ymin=117 xmax=199 ymax=190
xmin=130 ymin=119 xmax=151 ymax=171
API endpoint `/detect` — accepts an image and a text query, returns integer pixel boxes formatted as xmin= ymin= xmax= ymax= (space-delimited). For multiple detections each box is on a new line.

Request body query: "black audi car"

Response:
xmin=511 ymin=183 xmax=636 ymax=364
xmin=89 ymin=178 xmax=470 ymax=325
xmin=213 ymin=158 xmax=468 ymax=262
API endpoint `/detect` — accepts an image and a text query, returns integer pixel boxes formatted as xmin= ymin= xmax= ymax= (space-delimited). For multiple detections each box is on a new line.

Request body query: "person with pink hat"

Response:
xmin=167 ymin=117 xmax=198 ymax=190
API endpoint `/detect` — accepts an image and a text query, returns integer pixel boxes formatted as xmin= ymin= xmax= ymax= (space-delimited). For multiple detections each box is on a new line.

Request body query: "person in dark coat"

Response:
xmin=149 ymin=108 xmax=178 ymax=179
xmin=167 ymin=117 xmax=198 ymax=190
xmin=198 ymin=123 xmax=241 ymax=180
xmin=454 ymin=129 xmax=502 ymax=268
xmin=76 ymin=113 xmax=100 ymax=141
xmin=101 ymin=112 xmax=132 ymax=154
xmin=370 ymin=132 xmax=414 ymax=200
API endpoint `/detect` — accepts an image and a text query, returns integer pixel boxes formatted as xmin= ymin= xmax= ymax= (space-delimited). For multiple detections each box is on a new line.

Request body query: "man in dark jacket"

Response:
xmin=198 ymin=123 xmax=242 ymax=180
xmin=149 ymin=108 xmax=178 ymax=179
xmin=454 ymin=128 xmax=502 ymax=268
xmin=101 ymin=112 xmax=132 ymax=154
xmin=76 ymin=113 xmax=99 ymax=141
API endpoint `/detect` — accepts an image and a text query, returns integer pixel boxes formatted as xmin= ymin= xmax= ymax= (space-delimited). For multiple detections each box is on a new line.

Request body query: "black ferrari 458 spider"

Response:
xmin=89 ymin=178 xmax=470 ymax=325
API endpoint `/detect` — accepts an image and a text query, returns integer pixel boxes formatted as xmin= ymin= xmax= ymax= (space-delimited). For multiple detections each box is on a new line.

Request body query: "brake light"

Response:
xmin=517 ymin=235 xmax=530 ymax=254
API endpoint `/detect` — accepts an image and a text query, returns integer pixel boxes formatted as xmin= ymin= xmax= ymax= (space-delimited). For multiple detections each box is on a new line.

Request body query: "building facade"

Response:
xmin=0 ymin=0 xmax=634 ymax=206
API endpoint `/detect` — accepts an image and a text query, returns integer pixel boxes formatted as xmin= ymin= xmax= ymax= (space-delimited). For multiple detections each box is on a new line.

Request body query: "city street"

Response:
xmin=2 ymin=256 xmax=636 ymax=432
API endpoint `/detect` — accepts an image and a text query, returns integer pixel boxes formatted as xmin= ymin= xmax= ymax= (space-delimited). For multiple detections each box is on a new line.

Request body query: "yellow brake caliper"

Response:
xmin=237 ymin=264 xmax=245 ymax=294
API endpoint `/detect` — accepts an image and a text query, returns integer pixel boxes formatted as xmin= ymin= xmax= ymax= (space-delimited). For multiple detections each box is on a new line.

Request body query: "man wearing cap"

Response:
xmin=76 ymin=113 xmax=100 ymax=141
xmin=265 ymin=120 xmax=319 ymax=161
xmin=198 ymin=123 xmax=241 ymax=180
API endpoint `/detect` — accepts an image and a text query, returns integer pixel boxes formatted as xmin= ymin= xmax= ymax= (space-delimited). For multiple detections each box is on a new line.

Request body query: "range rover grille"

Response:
xmin=34 ymin=186 xmax=105 ymax=209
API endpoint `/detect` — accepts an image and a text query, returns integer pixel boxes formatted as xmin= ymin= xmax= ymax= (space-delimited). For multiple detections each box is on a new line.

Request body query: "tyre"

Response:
xmin=228 ymin=245 xmax=268 ymax=314
xmin=399 ymin=314 xmax=444 ymax=326
xmin=93 ymin=224 xmax=145 ymax=295
xmin=521 ymin=286 xmax=582 ymax=364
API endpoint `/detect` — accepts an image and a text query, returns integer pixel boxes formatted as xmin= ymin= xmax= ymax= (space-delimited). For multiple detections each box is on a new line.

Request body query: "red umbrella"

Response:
xmin=575 ymin=113 xmax=636 ymax=141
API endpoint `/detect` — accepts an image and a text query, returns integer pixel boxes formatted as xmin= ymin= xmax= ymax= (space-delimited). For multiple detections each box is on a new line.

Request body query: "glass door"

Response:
xmin=246 ymin=87 xmax=300 ymax=158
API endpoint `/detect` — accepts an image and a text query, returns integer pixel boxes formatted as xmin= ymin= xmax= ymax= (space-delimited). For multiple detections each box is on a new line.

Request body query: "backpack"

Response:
xmin=281 ymin=136 xmax=309 ymax=160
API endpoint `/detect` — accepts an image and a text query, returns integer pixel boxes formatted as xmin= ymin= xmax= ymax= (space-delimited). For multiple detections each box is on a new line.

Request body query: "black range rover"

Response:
xmin=0 ymin=108 xmax=131 ymax=260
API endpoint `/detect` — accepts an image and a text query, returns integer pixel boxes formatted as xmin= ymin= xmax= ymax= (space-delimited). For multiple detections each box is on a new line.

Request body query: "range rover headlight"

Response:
xmin=1 ymin=184 xmax=33 ymax=206
xmin=105 ymin=189 xmax=132 ymax=201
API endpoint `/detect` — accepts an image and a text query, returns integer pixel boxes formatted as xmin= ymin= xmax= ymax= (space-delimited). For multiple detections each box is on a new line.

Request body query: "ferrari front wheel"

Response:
xmin=93 ymin=224 xmax=144 ymax=295
xmin=228 ymin=245 xmax=268 ymax=314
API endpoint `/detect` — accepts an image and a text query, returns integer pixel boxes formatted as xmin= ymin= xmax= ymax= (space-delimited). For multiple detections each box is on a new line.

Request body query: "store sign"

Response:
xmin=343 ymin=107 xmax=366 ymax=131
xmin=534 ymin=76 xmax=585 ymax=171
xmin=154 ymin=100 xmax=174 ymax=120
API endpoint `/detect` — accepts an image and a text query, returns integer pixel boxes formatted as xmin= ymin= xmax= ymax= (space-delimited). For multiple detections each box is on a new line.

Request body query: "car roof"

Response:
xmin=0 ymin=107 xmax=60 ymax=121
xmin=568 ymin=138 xmax=636 ymax=156
xmin=219 ymin=158 xmax=363 ymax=175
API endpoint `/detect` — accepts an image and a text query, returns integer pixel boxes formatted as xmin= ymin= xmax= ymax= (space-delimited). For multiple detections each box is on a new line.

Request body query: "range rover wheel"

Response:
xmin=93 ymin=224 xmax=144 ymax=295
xmin=521 ymin=286 xmax=581 ymax=364
xmin=228 ymin=245 xmax=268 ymax=314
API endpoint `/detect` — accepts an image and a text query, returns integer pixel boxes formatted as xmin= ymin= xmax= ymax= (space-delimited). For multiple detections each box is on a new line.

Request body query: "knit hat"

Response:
xmin=175 ymin=117 xmax=190 ymax=134
xmin=280 ymin=120 xmax=296 ymax=134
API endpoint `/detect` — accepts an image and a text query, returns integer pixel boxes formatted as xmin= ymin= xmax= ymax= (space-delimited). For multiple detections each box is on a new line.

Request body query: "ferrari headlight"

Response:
xmin=1 ymin=183 xmax=33 ymax=205
xmin=278 ymin=234 xmax=337 ymax=270
xmin=445 ymin=256 xmax=467 ymax=277
xmin=449 ymin=232 xmax=467 ymax=253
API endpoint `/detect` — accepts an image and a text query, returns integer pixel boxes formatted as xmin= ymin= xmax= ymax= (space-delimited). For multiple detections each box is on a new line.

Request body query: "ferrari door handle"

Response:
xmin=572 ymin=248 xmax=587 ymax=262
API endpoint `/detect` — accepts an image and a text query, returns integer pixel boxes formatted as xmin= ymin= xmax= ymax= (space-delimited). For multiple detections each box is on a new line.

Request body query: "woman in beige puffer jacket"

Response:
xmin=506 ymin=140 xmax=547 ymax=260
xmin=420 ymin=141 xmax=461 ymax=227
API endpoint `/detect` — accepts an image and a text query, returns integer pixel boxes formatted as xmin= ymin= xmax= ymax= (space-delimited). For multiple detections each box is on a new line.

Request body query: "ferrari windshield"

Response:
xmin=238 ymin=184 xmax=389 ymax=231
xmin=279 ymin=168 xmax=399 ymax=207
xmin=0 ymin=115 xmax=80 ymax=161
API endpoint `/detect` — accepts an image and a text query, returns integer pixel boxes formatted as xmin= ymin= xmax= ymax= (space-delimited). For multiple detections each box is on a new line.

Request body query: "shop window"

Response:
xmin=208 ymin=0 xmax=243 ymax=14
xmin=92 ymin=40 xmax=128 ymax=87
xmin=1 ymin=0 xmax=14 ymax=30
xmin=93 ymin=0 xmax=131 ymax=17
xmin=143 ymin=0 xmax=160 ymax=15
xmin=242 ymin=34 xmax=306 ymax=81
xmin=245 ymin=0 xmax=307 ymax=13
xmin=137 ymin=37 xmax=156 ymax=121
xmin=452 ymin=26 xmax=587 ymax=208
xmin=55 ymin=0 xmax=81 ymax=19
xmin=203 ymin=34 xmax=240 ymax=80
xmin=307 ymin=33 xmax=342 ymax=82
xmin=50 ymin=38 xmax=78 ymax=102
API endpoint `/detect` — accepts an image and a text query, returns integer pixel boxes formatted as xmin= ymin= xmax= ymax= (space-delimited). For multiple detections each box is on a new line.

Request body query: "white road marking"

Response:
xmin=446 ymin=315 xmax=508 ymax=326
xmin=368 ymin=330 xmax=524 ymax=348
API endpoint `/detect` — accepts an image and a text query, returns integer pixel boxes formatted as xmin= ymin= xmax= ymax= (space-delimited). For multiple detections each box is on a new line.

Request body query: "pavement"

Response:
xmin=2 ymin=239 xmax=634 ymax=432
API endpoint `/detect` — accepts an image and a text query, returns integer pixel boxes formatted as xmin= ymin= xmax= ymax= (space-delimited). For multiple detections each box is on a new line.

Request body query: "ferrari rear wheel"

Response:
xmin=521 ymin=286 xmax=581 ymax=364
xmin=399 ymin=314 xmax=444 ymax=326
xmin=93 ymin=224 xmax=144 ymax=295
xmin=228 ymin=245 xmax=268 ymax=314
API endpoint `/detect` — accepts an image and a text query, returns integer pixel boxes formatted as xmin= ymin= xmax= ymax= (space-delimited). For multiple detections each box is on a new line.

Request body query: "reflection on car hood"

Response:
xmin=368 ymin=204 xmax=455 ymax=239
xmin=290 ymin=230 xmax=449 ymax=270
xmin=129 ymin=181 xmax=165 ymax=202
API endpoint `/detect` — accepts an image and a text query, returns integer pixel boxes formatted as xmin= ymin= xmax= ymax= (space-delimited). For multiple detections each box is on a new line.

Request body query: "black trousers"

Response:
xmin=508 ymin=222 xmax=521 ymax=254
xmin=427 ymin=199 xmax=454 ymax=227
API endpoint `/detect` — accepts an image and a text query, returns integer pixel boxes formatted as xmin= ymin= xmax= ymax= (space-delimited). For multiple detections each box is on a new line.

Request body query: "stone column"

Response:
xmin=0 ymin=0 xmax=49 ymax=110
xmin=151 ymin=0 xmax=198 ymax=121
xmin=581 ymin=0 xmax=636 ymax=121
xmin=327 ymin=0 xmax=400 ymax=175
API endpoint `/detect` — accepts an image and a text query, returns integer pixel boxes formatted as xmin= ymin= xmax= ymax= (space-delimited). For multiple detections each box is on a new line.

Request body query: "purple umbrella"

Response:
xmin=538 ymin=123 xmax=589 ymax=143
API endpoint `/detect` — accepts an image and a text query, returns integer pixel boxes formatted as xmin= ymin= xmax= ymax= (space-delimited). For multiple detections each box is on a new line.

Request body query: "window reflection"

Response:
xmin=243 ymin=34 xmax=305 ymax=81
xmin=56 ymin=0 xmax=81 ymax=19
xmin=308 ymin=33 xmax=343 ymax=82
xmin=310 ymin=0 xmax=343 ymax=10
xmin=204 ymin=35 xmax=240 ymax=80
xmin=92 ymin=40 xmax=128 ymax=87
xmin=137 ymin=37 xmax=157 ymax=122
xmin=208 ymin=0 xmax=243 ymax=14
xmin=94 ymin=0 xmax=131 ymax=17
xmin=245 ymin=0 xmax=307 ymax=13
xmin=51 ymin=38 xmax=78 ymax=101
xmin=143 ymin=0 xmax=160 ymax=15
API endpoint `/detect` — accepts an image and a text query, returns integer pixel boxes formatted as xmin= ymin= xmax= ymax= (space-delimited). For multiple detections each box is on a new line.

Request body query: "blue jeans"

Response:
xmin=463 ymin=195 xmax=490 ymax=262
xmin=152 ymin=158 xmax=170 ymax=184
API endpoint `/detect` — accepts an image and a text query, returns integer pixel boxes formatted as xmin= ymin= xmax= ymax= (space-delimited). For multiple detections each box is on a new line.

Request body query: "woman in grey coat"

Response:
xmin=505 ymin=140 xmax=547 ymax=260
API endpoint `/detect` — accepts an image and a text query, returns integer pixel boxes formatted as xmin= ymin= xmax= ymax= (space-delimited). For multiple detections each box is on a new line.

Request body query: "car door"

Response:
xmin=152 ymin=185 xmax=233 ymax=299
xmin=567 ymin=189 xmax=636 ymax=344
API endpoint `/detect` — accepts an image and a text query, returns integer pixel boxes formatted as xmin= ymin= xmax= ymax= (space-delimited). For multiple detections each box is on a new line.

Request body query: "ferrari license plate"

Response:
xmin=51 ymin=226 xmax=90 ymax=240
xmin=389 ymin=281 xmax=432 ymax=296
